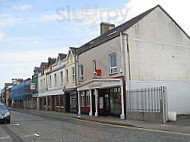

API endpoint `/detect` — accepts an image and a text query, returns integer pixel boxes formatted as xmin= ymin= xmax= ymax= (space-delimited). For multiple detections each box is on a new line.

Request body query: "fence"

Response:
xmin=126 ymin=86 xmax=168 ymax=123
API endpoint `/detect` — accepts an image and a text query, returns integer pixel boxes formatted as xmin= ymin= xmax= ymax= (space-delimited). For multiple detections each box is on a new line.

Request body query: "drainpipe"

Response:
xmin=122 ymin=33 xmax=132 ymax=113
xmin=74 ymin=49 xmax=78 ymax=113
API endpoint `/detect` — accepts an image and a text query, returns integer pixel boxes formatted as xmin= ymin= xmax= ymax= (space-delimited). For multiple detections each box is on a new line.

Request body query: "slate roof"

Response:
xmin=77 ymin=4 xmax=190 ymax=55
xmin=58 ymin=53 xmax=67 ymax=60
xmin=77 ymin=5 xmax=159 ymax=55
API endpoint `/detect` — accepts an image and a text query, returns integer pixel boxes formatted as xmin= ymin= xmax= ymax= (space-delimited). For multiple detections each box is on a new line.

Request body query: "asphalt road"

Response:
xmin=0 ymin=111 xmax=190 ymax=142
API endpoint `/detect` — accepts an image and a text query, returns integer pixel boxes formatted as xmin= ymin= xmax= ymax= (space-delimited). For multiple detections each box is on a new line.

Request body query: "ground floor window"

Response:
xmin=70 ymin=94 xmax=77 ymax=111
xmin=81 ymin=92 xmax=85 ymax=107
xmin=60 ymin=95 xmax=64 ymax=106
xmin=110 ymin=87 xmax=121 ymax=115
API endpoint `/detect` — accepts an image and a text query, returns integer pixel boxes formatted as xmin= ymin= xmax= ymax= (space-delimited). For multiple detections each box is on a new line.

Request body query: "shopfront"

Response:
xmin=65 ymin=89 xmax=78 ymax=113
xmin=77 ymin=78 xmax=125 ymax=119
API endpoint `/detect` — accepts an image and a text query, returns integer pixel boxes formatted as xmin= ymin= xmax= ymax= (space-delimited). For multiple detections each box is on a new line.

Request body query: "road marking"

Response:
xmin=0 ymin=136 xmax=10 ymax=140
xmin=34 ymin=133 xmax=40 ymax=137
xmin=17 ymin=110 xmax=190 ymax=137
xmin=11 ymin=123 xmax=20 ymax=126
xmin=24 ymin=133 xmax=40 ymax=138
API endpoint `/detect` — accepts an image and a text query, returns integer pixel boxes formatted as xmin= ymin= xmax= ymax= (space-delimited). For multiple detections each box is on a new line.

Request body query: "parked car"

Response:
xmin=0 ymin=103 xmax=11 ymax=123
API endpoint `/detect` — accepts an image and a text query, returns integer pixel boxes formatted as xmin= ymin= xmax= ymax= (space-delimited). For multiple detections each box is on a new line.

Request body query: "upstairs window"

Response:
xmin=54 ymin=74 xmax=57 ymax=87
xmin=79 ymin=65 xmax=84 ymax=80
xmin=49 ymin=75 xmax=52 ymax=88
xmin=60 ymin=71 xmax=63 ymax=85
xmin=66 ymin=69 xmax=69 ymax=82
xmin=72 ymin=67 xmax=75 ymax=82
xmin=109 ymin=53 xmax=117 ymax=74
xmin=92 ymin=60 xmax=96 ymax=73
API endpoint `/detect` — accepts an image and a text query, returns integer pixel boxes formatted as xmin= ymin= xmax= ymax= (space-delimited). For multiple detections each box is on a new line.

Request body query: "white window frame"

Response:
xmin=92 ymin=60 xmax=96 ymax=74
xmin=72 ymin=67 xmax=75 ymax=82
xmin=79 ymin=65 xmax=84 ymax=80
xmin=86 ymin=91 xmax=90 ymax=107
xmin=54 ymin=74 xmax=57 ymax=87
xmin=49 ymin=75 xmax=52 ymax=88
xmin=109 ymin=52 xmax=117 ymax=74
xmin=66 ymin=69 xmax=69 ymax=83
xmin=60 ymin=71 xmax=63 ymax=85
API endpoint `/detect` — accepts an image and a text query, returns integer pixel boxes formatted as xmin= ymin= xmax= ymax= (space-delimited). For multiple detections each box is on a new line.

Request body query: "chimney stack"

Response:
xmin=100 ymin=22 xmax=115 ymax=35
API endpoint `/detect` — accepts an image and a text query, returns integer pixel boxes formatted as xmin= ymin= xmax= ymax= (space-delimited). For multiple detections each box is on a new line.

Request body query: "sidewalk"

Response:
xmin=11 ymin=108 xmax=190 ymax=135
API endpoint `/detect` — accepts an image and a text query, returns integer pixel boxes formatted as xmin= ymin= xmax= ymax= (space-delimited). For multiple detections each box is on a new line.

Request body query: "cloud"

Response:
xmin=0 ymin=32 xmax=5 ymax=39
xmin=123 ymin=0 xmax=190 ymax=35
xmin=14 ymin=4 xmax=33 ymax=11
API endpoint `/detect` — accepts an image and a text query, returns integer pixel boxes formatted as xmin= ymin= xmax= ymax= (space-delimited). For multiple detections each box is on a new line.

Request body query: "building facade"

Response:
xmin=76 ymin=5 xmax=190 ymax=120
xmin=11 ymin=78 xmax=33 ymax=109
xmin=64 ymin=47 xmax=78 ymax=113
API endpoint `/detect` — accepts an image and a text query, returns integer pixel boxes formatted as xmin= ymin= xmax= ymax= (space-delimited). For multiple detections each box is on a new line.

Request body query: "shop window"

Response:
xmin=110 ymin=87 xmax=121 ymax=115
xmin=81 ymin=92 xmax=85 ymax=107
xmin=70 ymin=94 xmax=77 ymax=110
xmin=56 ymin=96 xmax=59 ymax=106
xmin=86 ymin=91 xmax=90 ymax=107
xmin=60 ymin=95 xmax=64 ymax=106
xmin=99 ymin=97 xmax=104 ymax=109
xmin=109 ymin=53 xmax=117 ymax=74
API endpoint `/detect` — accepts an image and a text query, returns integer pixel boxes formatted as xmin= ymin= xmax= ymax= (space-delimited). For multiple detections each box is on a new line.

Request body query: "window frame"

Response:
xmin=72 ymin=67 xmax=75 ymax=82
xmin=81 ymin=92 xmax=85 ymax=107
xmin=79 ymin=65 xmax=84 ymax=80
xmin=109 ymin=52 xmax=117 ymax=74
xmin=54 ymin=73 xmax=57 ymax=87
xmin=60 ymin=71 xmax=63 ymax=85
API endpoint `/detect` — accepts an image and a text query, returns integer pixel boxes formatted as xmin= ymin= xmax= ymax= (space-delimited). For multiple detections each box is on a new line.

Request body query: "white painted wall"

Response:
xmin=124 ymin=7 xmax=190 ymax=114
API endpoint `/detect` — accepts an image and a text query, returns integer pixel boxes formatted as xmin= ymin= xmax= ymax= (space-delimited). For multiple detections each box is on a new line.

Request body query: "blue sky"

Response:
xmin=0 ymin=0 xmax=190 ymax=89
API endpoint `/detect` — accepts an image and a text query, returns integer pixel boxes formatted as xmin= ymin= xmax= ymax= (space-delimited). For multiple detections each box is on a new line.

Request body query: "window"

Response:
xmin=40 ymin=79 xmax=43 ymax=90
xmin=92 ymin=60 xmax=96 ymax=73
xmin=72 ymin=67 xmax=75 ymax=82
xmin=44 ymin=78 xmax=45 ymax=89
xmin=49 ymin=75 xmax=52 ymax=88
xmin=66 ymin=69 xmax=69 ymax=82
xmin=79 ymin=65 xmax=84 ymax=80
xmin=70 ymin=54 xmax=73 ymax=62
xmin=86 ymin=91 xmax=90 ymax=107
xmin=81 ymin=92 xmax=85 ymax=107
xmin=54 ymin=74 xmax=57 ymax=87
xmin=109 ymin=53 xmax=117 ymax=74
xmin=60 ymin=71 xmax=63 ymax=85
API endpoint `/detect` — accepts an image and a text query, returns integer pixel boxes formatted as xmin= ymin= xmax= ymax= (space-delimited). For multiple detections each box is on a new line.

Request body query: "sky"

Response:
xmin=0 ymin=0 xmax=190 ymax=89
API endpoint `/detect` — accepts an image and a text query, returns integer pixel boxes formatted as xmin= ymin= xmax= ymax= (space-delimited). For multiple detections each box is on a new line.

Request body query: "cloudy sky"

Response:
xmin=0 ymin=0 xmax=190 ymax=89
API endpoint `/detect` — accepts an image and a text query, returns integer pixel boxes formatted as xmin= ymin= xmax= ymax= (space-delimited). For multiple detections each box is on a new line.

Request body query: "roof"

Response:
xmin=77 ymin=5 xmax=158 ymax=55
xmin=58 ymin=53 xmax=67 ymax=60
xmin=70 ymin=47 xmax=78 ymax=55
xmin=48 ymin=58 xmax=56 ymax=66
xmin=77 ymin=4 xmax=190 ymax=55
xmin=40 ymin=62 xmax=48 ymax=67
xmin=34 ymin=67 xmax=41 ymax=72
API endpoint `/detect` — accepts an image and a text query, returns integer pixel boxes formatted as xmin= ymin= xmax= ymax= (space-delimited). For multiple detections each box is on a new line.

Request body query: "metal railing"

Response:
xmin=127 ymin=86 xmax=168 ymax=123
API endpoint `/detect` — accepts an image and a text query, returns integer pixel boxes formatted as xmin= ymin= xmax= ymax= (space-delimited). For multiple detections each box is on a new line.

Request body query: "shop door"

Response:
xmin=104 ymin=94 xmax=110 ymax=115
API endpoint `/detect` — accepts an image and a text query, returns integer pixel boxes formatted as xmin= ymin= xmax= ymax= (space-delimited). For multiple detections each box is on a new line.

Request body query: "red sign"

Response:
xmin=95 ymin=69 xmax=101 ymax=76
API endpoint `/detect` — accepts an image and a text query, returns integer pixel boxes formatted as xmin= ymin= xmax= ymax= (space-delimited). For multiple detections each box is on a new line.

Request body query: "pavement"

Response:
xmin=10 ymin=108 xmax=190 ymax=135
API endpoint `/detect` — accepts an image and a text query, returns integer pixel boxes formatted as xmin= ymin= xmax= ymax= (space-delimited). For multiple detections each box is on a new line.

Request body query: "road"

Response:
xmin=0 ymin=110 xmax=190 ymax=142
